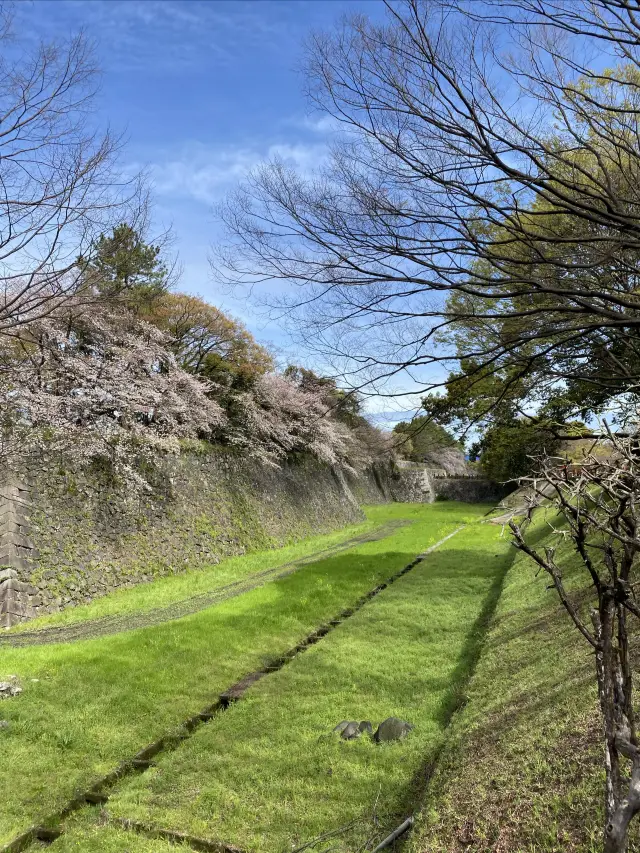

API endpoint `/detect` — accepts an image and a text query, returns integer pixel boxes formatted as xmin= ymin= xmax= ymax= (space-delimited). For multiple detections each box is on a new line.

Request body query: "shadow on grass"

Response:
xmin=381 ymin=542 xmax=520 ymax=826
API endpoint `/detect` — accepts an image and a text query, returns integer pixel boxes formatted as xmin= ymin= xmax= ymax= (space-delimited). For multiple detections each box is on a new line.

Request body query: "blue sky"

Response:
xmin=16 ymin=0 xmax=426 ymax=423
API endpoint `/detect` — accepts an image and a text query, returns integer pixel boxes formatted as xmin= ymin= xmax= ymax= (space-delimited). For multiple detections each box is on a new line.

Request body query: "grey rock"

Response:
xmin=0 ymin=719 xmax=8 ymax=730
xmin=341 ymin=721 xmax=362 ymax=740
xmin=332 ymin=720 xmax=362 ymax=739
xmin=0 ymin=678 xmax=22 ymax=699
xmin=374 ymin=717 xmax=414 ymax=743
xmin=359 ymin=720 xmax=373 ymax=736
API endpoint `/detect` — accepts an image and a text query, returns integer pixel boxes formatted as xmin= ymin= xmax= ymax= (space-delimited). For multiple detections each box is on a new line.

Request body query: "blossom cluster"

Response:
xmin=0 ymin=300 xmax=391 ymax=486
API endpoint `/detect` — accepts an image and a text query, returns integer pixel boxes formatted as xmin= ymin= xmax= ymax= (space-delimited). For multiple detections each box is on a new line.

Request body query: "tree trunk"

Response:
xmin=604 ymin=760 xmax=640 ymax=853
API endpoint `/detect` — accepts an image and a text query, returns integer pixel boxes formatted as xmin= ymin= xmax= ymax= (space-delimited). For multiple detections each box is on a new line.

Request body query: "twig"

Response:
xmin=290 ymin=822 xmax=357 ymax=853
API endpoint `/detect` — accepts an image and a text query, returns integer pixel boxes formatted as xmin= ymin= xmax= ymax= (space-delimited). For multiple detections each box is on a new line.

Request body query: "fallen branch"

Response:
xmin=370 ymin=817 xmax=414 ymax=852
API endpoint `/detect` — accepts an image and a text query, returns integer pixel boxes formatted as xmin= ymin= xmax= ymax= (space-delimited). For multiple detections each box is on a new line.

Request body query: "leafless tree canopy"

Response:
xmin=216 ymin=0 xmax=640 ymax=414
xmin=0 ymin=17 xmax=145 ymax=336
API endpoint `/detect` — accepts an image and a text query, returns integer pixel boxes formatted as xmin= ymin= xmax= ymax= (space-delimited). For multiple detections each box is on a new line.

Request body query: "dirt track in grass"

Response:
xmin=0 ymin=519 xmax=411 ymax=648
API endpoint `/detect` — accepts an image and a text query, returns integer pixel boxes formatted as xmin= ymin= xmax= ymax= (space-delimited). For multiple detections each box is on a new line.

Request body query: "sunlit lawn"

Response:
xmin=0 ymin=502 xmax=481 ymax=844
xmin=98 ymin=518 xmax=513 ymax=853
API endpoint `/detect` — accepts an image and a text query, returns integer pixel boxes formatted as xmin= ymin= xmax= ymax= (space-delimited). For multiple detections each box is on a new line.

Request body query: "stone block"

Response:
xmin=1 ymin=577 xmax=34 ymax=593
xmin=0 ymin=612 xmax=14 ymax=628
xmin=0 ymin=531 xmax=34 ymax=550
xmin=0 ymin=554 xmax=34 ymax=572
xmin=0 ymin=488 xmax=31 ymax=507
xmin=4 ymin=478 xmax=29 ymax=492
xmin=0 ymin=568 xmax=40 ymax=625
xmin=0 ymin=507 xmax=30 ymax=526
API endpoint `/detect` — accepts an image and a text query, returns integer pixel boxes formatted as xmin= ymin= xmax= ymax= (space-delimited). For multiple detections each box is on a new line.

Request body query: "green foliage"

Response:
xmin=421 ymin=359 xmax=536 ymax=436
xmin=143 ymin=292 xmax=274 ymax=389
xmin=392 ymin=415 xmax=458 ymax=461
xmin=472 ymin=420 xmax=561 ymax=483
xmin=284 ymin=365 xmax=365 ymax=428
xmin=425 ymin=180 xmax=640 ymax=433
xmin=83 ymin=223 xmax=170 ymax=310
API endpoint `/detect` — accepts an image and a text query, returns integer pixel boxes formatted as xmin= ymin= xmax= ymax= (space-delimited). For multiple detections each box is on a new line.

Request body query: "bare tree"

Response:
xmin=215 ymin=0 xmax=640 ymax=424
xmin=0 ymin=14 xmax=145 ymax=337
xmin=511 ymin=434 xmax=640 ymax=852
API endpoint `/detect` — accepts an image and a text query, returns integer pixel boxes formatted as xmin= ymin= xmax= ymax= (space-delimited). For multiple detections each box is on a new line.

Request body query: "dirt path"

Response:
xmin=0 ymin=520 xmax=412 ymax=648
xmin=489 ymin=481 xmax=556 ymax=526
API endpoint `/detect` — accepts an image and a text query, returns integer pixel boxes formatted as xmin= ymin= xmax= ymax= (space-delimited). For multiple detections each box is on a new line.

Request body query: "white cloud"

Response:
xmin=147 ymin=140 xmax=329 ymax=206
xmin=298 ymin=114 xmax=341 ymax=134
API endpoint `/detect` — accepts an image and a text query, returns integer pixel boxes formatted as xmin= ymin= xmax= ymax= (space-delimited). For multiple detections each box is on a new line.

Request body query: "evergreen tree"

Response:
xmin=84 ymin=223 xmax=170 ymax=311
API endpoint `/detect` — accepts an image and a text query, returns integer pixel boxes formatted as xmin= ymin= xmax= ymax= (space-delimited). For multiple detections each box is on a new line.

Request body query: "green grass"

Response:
xmin=0 ymin=502 xmax=482 ymax=845
xmin=38 ymin=812 xmax=183 ymax=853
xmin=10 ymin=518 xmax=382 ymax=632
xmin=407 ymin=506 xmax=640 ymax=853
xmin=99 ymin=518 xmax=514 ymax=853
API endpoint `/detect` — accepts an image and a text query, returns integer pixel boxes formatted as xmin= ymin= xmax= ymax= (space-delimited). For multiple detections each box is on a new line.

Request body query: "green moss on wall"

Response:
xmin=21 ymin=450 xmax=368 ymax=613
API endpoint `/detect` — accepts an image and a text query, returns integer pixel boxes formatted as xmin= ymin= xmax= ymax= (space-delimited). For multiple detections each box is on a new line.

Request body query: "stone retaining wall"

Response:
xmin=0 ymin=450 xmax=506 ymax=627
xmin=432 ymin=477 xmax=512 ymax=504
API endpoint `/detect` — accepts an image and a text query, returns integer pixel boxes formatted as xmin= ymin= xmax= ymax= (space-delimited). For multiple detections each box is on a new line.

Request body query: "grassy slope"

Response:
xmin=409 ymin=508 xmax=640 ymax=853
xmin=0 ymin=502 xmax=478 ymax=845
xmin=100 ymin=520 xmax=514 ymax=853
xmin=40 ymin=813 xmax=182 ymax=853
xmin=9 ymin=519 xmax=380 ymax=631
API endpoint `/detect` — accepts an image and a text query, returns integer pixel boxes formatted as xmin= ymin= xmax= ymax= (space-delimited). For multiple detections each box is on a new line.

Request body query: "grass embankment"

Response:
xmin=10 ymin=518 xmax=381 ymax=632
xmin=408 ymin=507 xmax=640 ymax=853
xmin=58 ymin=516 xmax=516 ymax=853
xmin=0 ymin=503 xmax=480 ymax=845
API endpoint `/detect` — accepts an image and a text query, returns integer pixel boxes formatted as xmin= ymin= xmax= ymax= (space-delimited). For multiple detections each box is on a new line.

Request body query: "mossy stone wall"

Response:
xmin=18 ymin=449 xmax=367 ymax=614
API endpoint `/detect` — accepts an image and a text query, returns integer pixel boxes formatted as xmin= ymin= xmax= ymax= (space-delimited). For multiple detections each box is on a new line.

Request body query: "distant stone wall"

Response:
xmin=432 ymin=477 xmax=512 ymax=504
xmin=0 ymin=449 xmax=366 ymax=624
xmin=394 ymin=461 xmax=507 ymax=505
xmin=345 ymin=464 xmax=394 ymax=504
xmin=346 ymin=462 xmax=437 ymax=504
xmin=389 ymin=466 xmax=434 ymax=502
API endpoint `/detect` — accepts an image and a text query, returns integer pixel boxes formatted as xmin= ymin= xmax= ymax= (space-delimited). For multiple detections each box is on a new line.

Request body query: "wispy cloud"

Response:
xmin=17 ymin=0 xmax=307 ymax=72
xmin=294 ymin=114 xmax=341 ymax=134
xmin=146 ymin=140 xmax=329 ymax=206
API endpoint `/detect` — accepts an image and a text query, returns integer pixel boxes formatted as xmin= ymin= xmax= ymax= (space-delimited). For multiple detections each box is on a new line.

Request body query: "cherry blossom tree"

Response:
xmin=222 ymin=371 xmax=391 ymax=471
xmin=0 ymin=301 xmax=225 ymax=486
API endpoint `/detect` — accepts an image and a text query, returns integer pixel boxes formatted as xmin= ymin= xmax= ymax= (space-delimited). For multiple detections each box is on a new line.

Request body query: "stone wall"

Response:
xmin=345 ymin=462 xmax=437 ymax=504
xmin=0 ymin=450 xmax=506 ymax=627
xmin=344 ymin=464 xmax=393 ymax=504
xmin=432 ymin=477 xmax=512 ymax=504
xmin=0 ymin=448 xmax=368 ymax=624
xmin=0 ymin=478 xmax=41 ymax=627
